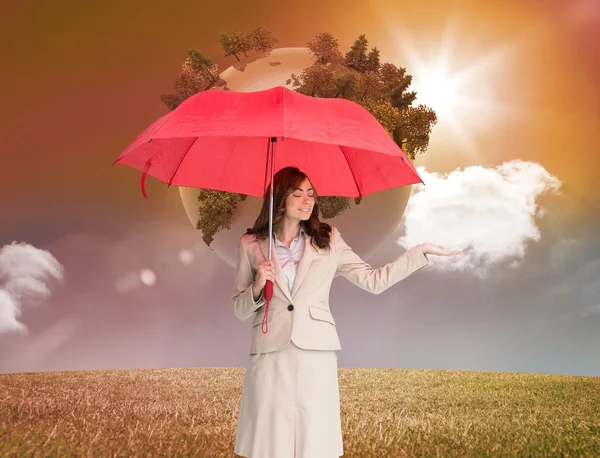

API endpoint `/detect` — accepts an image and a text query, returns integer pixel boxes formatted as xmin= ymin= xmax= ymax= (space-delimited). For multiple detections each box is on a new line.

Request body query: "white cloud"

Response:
xmin=0 ymin=242 xmax=64 ymax=335
xmin=397 ymin=160 xmax=561 ymax=277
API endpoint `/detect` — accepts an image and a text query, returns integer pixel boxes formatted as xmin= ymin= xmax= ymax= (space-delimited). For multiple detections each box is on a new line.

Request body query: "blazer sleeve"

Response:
xmin=333 ymin=226 xmax=429 ymax=295
xmin=232 ymin=235 xmax=267 ymax=321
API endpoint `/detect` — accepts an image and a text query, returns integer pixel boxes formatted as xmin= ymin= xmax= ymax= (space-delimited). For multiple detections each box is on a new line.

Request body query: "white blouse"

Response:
xmin=254 ymin=228 xmax=306 ymax=303
xmin=274 ymin=227 xmax=306 ymax=292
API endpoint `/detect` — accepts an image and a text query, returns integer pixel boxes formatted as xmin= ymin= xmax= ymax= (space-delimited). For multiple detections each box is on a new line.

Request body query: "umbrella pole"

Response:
xmin=262 ymin=137 xmax=276 ymax=334
xmin=268 ymin=137 xmax=275 ymax=264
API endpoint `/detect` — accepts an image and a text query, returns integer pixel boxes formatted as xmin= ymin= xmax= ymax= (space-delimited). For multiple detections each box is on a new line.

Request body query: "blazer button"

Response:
xmin=287 ymin=304 xmax=294 ymax=311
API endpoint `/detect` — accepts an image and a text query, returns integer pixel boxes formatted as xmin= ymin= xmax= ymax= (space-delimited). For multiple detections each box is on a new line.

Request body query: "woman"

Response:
xmin=233 ymin=167 xmax=462 ymax=458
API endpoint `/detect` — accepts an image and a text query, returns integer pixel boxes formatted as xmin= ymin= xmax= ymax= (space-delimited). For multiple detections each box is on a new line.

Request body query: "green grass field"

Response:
xmin=1 ymin=367 xmax=599 ymax=457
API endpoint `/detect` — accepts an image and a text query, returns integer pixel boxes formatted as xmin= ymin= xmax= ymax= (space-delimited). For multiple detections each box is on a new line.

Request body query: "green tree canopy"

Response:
xmin=344 ymin=34 xmax=369 ymax=71
xmin=220 ymin=33 xmax=239 ymax=61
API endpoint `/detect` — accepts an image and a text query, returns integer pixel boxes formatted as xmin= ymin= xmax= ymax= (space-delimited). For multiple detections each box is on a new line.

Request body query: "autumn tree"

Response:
xmin=379 ymin=62 xmax=409 ymax=92
xmin=353 ymin=71 xmax=383 ymax=102
xmin=196 ymin=190 xmax=247 ymax=246
xmin=238 ymin=31 xmax=253 ymax=57
xmin=160 ymin=49 xmax=213 ymax=110
xmin=307 ymin=32 xmax=344 ymax=64
xmin=248 ymin=25 xmax=278 ymax=52
xmin=289 ymin=63 xmax=339 ymax=97
xmin=395 ymin=105 xmax=437 ymax=157
xmin=291 ymin=33 xmax=437 ymax=160
xmin=222 ymin=26 xmax=277 ymax=62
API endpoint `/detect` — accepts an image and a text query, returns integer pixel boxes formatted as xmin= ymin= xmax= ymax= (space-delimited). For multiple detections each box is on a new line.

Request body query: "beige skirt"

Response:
xmin=234 ymin=340 xmax=344 ymax=458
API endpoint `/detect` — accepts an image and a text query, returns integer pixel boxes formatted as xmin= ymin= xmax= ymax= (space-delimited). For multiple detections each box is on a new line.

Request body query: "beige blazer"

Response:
xmin=232 ymin=226 xmax=429 ymax=354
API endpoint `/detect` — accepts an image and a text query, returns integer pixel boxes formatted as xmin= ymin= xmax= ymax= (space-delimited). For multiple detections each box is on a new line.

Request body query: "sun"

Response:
xmin=382 ymin=17 xmax=521 ymax=157
xmin=411 ymin=65 xmax=463 ymax=120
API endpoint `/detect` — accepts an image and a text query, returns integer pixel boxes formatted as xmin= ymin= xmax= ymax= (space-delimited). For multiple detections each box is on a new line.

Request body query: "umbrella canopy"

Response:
xmin=114 ymin=85 xmax=423 ymax=198
xmin=114 ymin=85 xmax=425 ymax=334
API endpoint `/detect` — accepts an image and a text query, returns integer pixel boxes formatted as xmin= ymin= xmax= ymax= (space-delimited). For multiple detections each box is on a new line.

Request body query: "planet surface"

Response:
xmin=179 ymin=47 xmax=413 ymax=267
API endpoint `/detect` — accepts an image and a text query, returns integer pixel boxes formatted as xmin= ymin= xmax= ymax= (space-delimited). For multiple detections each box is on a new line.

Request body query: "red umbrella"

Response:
xmin=114 ymin=85 xmax=424 ymax=333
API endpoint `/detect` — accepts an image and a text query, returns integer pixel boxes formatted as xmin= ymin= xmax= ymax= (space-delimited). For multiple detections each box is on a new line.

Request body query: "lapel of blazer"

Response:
xmin=258 ymin=235 xmax=294 ymax=304
xmin=290 ymin=234 xmax=318 ymax=298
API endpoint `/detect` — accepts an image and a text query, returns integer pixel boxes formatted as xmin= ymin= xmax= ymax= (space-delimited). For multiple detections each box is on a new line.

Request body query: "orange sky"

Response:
xmin=0 ymin=0 xmax=598 ymax=237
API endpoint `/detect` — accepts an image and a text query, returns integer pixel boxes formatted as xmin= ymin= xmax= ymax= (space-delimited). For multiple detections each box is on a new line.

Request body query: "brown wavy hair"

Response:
xmin=246 ymin=167 xmax=332 ymax=250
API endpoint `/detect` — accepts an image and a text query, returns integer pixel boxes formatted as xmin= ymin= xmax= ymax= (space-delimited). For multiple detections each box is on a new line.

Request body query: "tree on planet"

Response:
xmin=220 ymin=26 xmax=278 ymax=62
xmin=220 ymin=32 xmax=250 ymax=62
xmin=196 ymin=189 xmax=247 ymax=246
xmin=247 ymin=25 xmax=278 ymax=52
xmin=189 ymin=48 xmax=218 ymax=83
xmin=291 ymin=33 xmax=437 ymax=160
xmin=306 ymin=32 xmax=344 ymax=64
xmin=159 ymin=30 xmax=437 ymax=246
xmin=160 ymin=47 xmax=219 ymax=110
xmin=366 ymin=47 xmax=381 ymax=72
xmin=344 ymin=33 xmax=369 ymax=71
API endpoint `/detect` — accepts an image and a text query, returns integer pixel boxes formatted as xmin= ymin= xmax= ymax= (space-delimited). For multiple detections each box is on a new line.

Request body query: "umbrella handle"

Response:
xmin=262 ymin=281 xmax=273 ymax=334
xmin=264 ymin=280 xmax=273 ymax=300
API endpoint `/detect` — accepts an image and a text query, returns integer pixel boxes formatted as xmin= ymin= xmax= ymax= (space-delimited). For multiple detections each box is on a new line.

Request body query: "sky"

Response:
xmin=0 ymin=0 xmax=599 ymax=376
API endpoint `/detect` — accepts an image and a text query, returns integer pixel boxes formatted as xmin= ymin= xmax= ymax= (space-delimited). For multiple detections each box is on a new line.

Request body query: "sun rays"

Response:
xmin=381 ymin=15 xmax=526 ymax=160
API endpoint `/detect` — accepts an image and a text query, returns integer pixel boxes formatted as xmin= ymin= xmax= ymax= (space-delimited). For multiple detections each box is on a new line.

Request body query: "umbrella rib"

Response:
xmin=282 ymin=86 xmax=287 ymax=139
xmin=168 ymin=137 xmax=198 ymax=187
xmin=338 ymin=145 xmax=362 ymax=198
xmin=263 ymin=138 xmax=271 ymax=196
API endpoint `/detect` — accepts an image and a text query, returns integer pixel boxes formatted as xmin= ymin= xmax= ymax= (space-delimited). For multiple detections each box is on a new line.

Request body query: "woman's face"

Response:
xmin=284 ymin=178 xmax=315 ymax=223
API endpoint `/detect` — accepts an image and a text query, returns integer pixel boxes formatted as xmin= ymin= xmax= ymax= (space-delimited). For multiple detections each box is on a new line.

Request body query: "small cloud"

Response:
xmin=584 ymin=304 xmax=600 ymax=316
xmin=549 ymin=238 xmax=580 ymax=272
xmin=0 ymin=242 xmax=64 ymax=335
xmin=576 ymin=305 xmax=600 ymax=319
xmin=397 ymin=160 xmax=561 ymax=277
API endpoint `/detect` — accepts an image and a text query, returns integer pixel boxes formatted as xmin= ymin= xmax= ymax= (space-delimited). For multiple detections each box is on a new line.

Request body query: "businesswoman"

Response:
xmin=233 ymin=167 xmax=462 ymax=458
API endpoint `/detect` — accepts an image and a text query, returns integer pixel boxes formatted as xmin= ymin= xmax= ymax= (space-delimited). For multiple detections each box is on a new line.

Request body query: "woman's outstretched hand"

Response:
xmin=419 ymin=242 xmax=463 ymax=257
